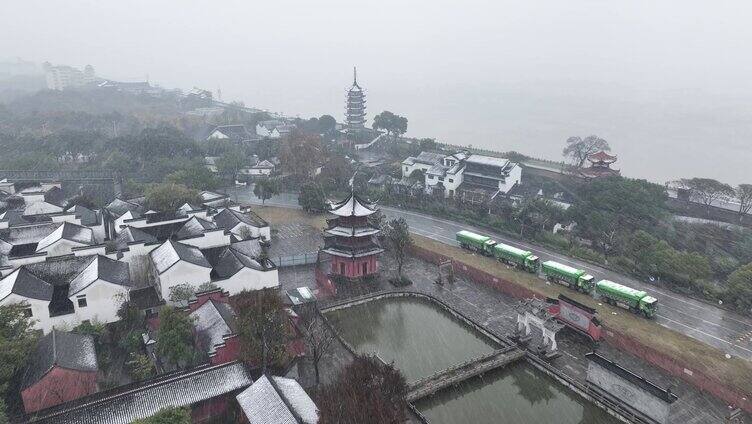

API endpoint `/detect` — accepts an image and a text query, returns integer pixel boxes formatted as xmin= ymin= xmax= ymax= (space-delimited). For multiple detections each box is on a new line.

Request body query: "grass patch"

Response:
xmin=412 ymin=234 xmax=752 ymax=395
xmin=252 ymin=206 xmax=327 ymax=229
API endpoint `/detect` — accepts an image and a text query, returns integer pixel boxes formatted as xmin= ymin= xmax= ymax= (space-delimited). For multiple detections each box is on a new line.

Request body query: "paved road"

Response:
xmin=225 ymin=186 xmax=752 ymax=360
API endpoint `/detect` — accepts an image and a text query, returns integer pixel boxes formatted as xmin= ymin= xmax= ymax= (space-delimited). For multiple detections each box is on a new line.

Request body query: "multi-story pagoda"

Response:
xmin=322 ymin=191 xmax=383 ymax=280
xmin=345 ymin=67 xmax=366 ymax=128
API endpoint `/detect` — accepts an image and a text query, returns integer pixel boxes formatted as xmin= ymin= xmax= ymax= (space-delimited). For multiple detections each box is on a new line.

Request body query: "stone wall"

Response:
xmin=410 ymin=244 xmax=752 ymax=414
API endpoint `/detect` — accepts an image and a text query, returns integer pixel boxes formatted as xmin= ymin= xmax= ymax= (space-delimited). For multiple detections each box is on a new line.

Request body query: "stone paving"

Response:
xmin=279 ymin=254 xmax=746 ymax=423
xmin=267 ymin=222 xmax=322 ymax=266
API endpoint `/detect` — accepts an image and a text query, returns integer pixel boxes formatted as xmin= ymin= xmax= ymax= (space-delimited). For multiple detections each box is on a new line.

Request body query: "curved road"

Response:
xmin=226 ymin=187 xmax=752 ymax=360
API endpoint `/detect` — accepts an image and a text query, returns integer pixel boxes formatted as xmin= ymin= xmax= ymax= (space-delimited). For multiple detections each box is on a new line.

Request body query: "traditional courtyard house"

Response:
xmin=0 ymin=210 xmax=43 ymax=230
xmin=424 ymin=152 xmax=468 ymax=198
xmin=21 ymin=330 xmax=99 ymax=413
xmin=239 ymin=159 xmax=275 ymax=177
xmin=236 ymin=374 xmax=319 ymax=424
xmin=66 ymin=204 xmax=106 ymax=242
xmin=255 ymin=120 xmax=284 ymax=138
xmin=579 ymin=150 xmax=620 ymax=179
xmin=35 ymin=222 xmax=95 ymax=256
xmin=201 ymin=239 xmax=279 ymax=294
xmin=205 ymin=124 xmax=254 ymax=143
xmin=174 ymin=216 xmax=231 ymax=249
xmin=458 ymin=154 xmax=522 ymax=203
xmin=104 ymin=197 xmax=144 ymax=238
xmin=322 ymin=192 xmax=383 ymax=280
xmin=150 ymin=239 xmax=212 ymax=301
xmin=0 ymin=255 xmax=132 ymax=332
xmin=212 ymin=207 xmax=271 ymax=240
xmin=199 ymin=190 xmax=230 ymax=207
xmin=186 ymin=289 xmax=240 ymax=364
xmin=24 ymin=361 xmax=254 ymax=423
xmin=0 ymin=222 xmax=98 ymax=271
xmin=401 ymin=151 xmax=446 ymax=179
xmin=22 ymin=186 xmax=69 ymax=216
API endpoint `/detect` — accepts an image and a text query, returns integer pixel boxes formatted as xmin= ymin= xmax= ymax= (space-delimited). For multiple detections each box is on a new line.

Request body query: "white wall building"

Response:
xmin=150 ymin=240 xmax=212 ymax=302
xmin=0 ymin=255 xmax=132 ymax=333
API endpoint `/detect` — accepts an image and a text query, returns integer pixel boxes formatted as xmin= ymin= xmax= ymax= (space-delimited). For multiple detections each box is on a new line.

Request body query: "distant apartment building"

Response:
xmin=43 ymin=62 xmax=95 ymax=90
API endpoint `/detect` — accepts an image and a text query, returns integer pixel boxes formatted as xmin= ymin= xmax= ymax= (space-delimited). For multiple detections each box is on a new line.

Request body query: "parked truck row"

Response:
xmin=455 ymin=229 xmax=659 ymax=318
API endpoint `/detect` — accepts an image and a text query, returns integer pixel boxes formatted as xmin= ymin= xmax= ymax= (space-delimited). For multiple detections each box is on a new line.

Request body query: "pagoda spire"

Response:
xmin=353 ymin=66 xmax=357 ymax=86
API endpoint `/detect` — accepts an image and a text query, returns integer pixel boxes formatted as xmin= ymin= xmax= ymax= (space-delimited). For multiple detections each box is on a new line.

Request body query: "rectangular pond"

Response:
xmin=326 ymin=296 xmax=617 ymax=424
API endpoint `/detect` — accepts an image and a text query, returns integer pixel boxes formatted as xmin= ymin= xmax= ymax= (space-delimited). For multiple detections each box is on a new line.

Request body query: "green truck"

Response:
xmin=493 ymin=243 xmax=539 ymax=273
xmin=541 ymin=261 xmax=595 ymax=293
xmin=595 ymin=280 xmax=658 ymax=318
xmin=456 ymin=230 xmax=496 ymax=256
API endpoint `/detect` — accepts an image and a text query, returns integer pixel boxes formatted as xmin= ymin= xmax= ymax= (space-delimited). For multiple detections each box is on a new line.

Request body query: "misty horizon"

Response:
xmin=2 ymin=0 xmax=751 ymax=184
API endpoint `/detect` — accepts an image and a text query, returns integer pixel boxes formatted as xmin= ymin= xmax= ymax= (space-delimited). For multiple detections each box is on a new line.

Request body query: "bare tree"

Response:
xmin=736 ymin=184 xmax=752 ymax=219
xmin=562 ymin=135 xmax=610 ymax=167
xmin=383 ymin=218 xmax=412 ymax=278
xmin=299 ymin=306 xmax=335 ymax=386
xmin=680 ymin=178 xmax=735 ymax=214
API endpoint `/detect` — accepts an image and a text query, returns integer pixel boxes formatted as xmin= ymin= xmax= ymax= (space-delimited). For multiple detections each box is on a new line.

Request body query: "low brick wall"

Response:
xmin=410 ymin=245 xmax=539 ymax=300
xmin=410 ymin=244 xmax=752 ymax=414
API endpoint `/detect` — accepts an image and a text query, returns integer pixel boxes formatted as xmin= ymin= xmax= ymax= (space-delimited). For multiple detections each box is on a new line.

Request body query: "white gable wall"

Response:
xmin=71 ymin=279 xmax=129 ymax=324
xmin=499 ymin=164 xmax=522 ymax=194
xmin=208 ymin=130 xmax=229 ymax=139
xmin=157 ymin=261 xmax=212 ymax=301
xmin=230 ymin=223 xmax=270 ymax=240
xmin=178 ymin=230 xmax=230 ymax=250
xmin=38 ymin=239 xmax=87 ymax=256
xmin=0 ymin=294 xmax=50 ymax=331
xmin=215 ymin=267 xmax=279 ymax=296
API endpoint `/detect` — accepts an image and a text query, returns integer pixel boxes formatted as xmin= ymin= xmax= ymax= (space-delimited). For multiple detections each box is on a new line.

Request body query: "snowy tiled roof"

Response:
xmin=414 ymin=151 xmax=445 ymax=165
xmin=190 ymin=300 xmax=237 ymax=356
xmin=328 ymin=193 xmax=377 ymax=217
xmin=204 ymin=240 xmax=273 ymax=279
xmin=0 ymin=222 xmax=60 ymax=246
xmin=22 ymin=330 xmax=98 ymax=389
xmin=0 ymin=267 xmax=54 ymax=301
xmin=15 ymin=255 xmax=131 ymax=294
xmin=68 ymin=255 xmax=131 ymax=295
xmin=70 ymin=205 xmax=99 ymax=226
xmin=199 ymin=191 xmax=227 ymax=202
xmin=43 ymin=187 xmax=68 ymax=207
xmin=36 ymin=222 xmax=94 ymax=252
xmin=176 ymin=216 xmax=217 ymax=239
xmin=105 ymin=198 xmax=143 ymax=218
xmin=213 ymin=208 xmax=267 ymax=230
xmin=116 ymin=226 xmax=158 ymax=245
xmin=26 ymin=361 xmax=254 ymax=424
xmin=150 ymin=240 xmax=211 ymax=274
xmin=236 ymin=375 xmax=318 ymax=424
xmin=252 ymin=160 xmax=275 ymax=169
xmin=466 ymin=154 xmax=510 ymax=168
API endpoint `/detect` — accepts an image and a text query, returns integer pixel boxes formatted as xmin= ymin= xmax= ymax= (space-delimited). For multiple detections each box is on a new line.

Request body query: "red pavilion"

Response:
xmin=322 ymin=192 xmax=383 ymax=279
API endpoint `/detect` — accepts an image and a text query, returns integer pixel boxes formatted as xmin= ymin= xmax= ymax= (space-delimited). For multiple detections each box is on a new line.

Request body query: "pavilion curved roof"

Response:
xmin=329 ymin=193 xmax=377 ymax=217
xmin=587 ymin=150 xmax=617 ymax=163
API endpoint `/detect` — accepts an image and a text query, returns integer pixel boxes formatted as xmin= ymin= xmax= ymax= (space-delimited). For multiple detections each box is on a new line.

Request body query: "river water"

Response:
xmin=326 ymin=296 xmax=616 ymax=424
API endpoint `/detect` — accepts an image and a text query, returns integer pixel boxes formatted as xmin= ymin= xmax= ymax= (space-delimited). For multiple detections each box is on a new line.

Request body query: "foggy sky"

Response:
xmin=2 ymin=1 xmax=751 ymax=184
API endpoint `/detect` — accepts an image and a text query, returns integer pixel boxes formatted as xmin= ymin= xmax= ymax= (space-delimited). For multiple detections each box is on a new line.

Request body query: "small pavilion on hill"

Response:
xmin=579 ymin=150 xmax=620 ymax=179
xmin=322 ymin=191 xmax=383 ymax=280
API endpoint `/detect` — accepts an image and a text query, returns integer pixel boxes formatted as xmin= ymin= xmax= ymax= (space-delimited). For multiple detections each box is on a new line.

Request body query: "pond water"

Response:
xmin=326 ymin=296 xmax=616 ymax=424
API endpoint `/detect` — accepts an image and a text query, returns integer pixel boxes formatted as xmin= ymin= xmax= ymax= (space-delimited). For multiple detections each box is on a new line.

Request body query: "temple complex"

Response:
xmin=322 ymin=191 xmax=383 ymax=280
xmin=579 ymin=150 xmax=620 ymax=179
